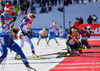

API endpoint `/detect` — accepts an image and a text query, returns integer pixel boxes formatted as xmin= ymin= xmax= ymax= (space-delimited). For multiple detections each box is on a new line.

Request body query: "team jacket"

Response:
xmin=39 ymin=30 xmax=47 ymax=36
xmin=79 ymin=30 xmax=91 ymax=40
xmin=49 ymin=26 xmax=57 ymax=34
xmin=20 ymin=18 xmax=32 ymax=34
xmin=0 ymin=12 xmax=13 ymax=37
xmin=66 ymin=33 xmax=79 ymax=47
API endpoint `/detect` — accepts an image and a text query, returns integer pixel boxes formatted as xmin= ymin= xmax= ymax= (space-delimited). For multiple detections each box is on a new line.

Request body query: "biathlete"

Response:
xmin=16 ymin=13 xmax=37 ymax=58
xmin=47 ymin=22 xmax=60 ymax=45
xmin=59 ymin=26 xmax=65 ymax=38
xmin=79 ymin=26 xmax=91 ymax=49
xmin=37 ymin=28 xmax=48 ymax=45
xmin=66 ymin=27 xmax=83 ymax=56
xmin=0 ymin=3 xmax=36 ymax=71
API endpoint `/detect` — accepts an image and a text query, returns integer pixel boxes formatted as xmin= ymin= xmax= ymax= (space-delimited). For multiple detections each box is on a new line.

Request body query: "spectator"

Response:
xmin=40 ymin=6 xmax=48 ymax=13
xmin=19 ymin=0 xmax=24 ymax=7
xmin=1 ymin=1 xmax=5 ymax=7
xmin=37 ymin=0 xmax=41 ymax=7
xmin=58 ymin=0 xmax=61 ymax=5
xmin=64 ymin=0 xmax=68 ymax=6
xmin=58 ymin=5 xmax=63 ymax=12
xmin=14 ymin=4 xmax=21 ymax=15
xmin=54 ymin=0 xmax=57 ymax=6
xmin=51 ymin=0 xmax=54 ymax=6
xmin=27 ymin=0 xmax=30 ymax=9
xmin=87 ymin=15 xmax=93 ymax=24
xmin=59 ymin=26 xmax=65 ymax=38
xmin=48 ymin=3 xmax=52 ymax=11
xmin=92 ymin=14 xmax=98 ymax=23
xmin=21 ymin=5 xmax=25 ymax=15
xmin=76 ymin=17 xmax=83 ymax=24
xmin=13 ymin=0 xmax=17 ymax=6
xmin=23 ymin=0 xmax=27 ymax=14
xmin=31 ymin=3 xmax=36 ymax=14
xmin=46 ymin=0 xmax=49 ymax=6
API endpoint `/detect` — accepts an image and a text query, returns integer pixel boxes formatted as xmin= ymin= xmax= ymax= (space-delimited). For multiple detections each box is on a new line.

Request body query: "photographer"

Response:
xmin=76 ymin=17 xmax=83 ymax=24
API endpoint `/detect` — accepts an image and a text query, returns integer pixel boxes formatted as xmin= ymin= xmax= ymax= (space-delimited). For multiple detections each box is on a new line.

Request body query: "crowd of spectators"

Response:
xmin=0 ymin=0 xmax=99 ymax=24
xmin=1 ymin=0 xmax=100 ymax=15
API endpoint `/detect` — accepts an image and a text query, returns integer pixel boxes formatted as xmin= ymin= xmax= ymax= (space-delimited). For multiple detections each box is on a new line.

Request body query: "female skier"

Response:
xmin=37 ymin=28 xmax=48 ymax=45
xmin=15 ymin=13 xmax=37 ymax=59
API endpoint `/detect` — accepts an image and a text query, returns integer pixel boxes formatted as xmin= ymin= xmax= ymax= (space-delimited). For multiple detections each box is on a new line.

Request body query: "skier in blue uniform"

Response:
xmin=47 ymin=22 xmax=59 ymax=45
xmin=0 ymin=3 xmax=36 ymax=71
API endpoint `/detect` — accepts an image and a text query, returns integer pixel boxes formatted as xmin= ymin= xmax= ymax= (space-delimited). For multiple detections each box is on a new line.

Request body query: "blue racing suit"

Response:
xmin=0 ymin=12 xmax=28 ymax=64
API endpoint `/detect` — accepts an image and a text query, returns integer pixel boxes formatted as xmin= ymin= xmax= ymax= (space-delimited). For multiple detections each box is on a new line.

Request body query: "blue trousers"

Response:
xmin=0 ymin=36 xmax=28 ymax=64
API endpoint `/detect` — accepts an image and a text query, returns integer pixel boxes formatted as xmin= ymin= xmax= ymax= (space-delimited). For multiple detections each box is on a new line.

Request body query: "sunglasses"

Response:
xmin=30 ymin=15 xmax=36 ymax=18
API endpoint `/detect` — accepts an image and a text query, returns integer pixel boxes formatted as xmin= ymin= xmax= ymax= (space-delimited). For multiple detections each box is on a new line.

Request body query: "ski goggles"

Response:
xmin=4 ymin=7 xmax=13 ymax=11
xmin=30 ymin=15 xmax=36 ymax=18
xmin=71 ymin=28 xmax=77 ymax=31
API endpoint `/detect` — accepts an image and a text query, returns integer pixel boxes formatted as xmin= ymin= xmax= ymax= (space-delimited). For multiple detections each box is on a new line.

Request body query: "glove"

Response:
xmin=22 ymin=31 xmax=28 ymax=35
xmin=28 ymin=31 xmax=32 ymax=35
xmin=12 ymin=16 xmax=17 ymax=21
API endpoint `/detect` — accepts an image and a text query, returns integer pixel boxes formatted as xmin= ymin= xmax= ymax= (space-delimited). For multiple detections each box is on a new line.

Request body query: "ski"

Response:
xmin=0 ymin=58 xmax=7 ymax=71
xmin=26 ymin=67 xmax=36 ymax=71
xmin=10 ymin=56 xmax=49 ymax=60
xmin=27 ymin=56 xmax=50 ymax=60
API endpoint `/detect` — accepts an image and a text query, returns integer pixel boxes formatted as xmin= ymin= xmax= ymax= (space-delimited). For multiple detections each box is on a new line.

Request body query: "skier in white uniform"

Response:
xmin=16 ymin=13 xmax=37 ymax=58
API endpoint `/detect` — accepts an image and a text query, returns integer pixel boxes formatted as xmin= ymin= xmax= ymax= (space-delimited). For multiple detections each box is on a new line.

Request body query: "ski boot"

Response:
xmin=46 ymin=42 xmax=49 ymax=46
xmin=56 ymin=41 xmax=60 ymax=46
xmin=32 ymin=51 xmax=38 ymax=58
xmin=25 ymin=63 xmax=36 ymax=71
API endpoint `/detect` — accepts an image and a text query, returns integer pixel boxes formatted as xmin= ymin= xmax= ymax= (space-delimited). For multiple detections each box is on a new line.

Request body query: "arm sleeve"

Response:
xmin=0 ymin=15 xmax=6 ymax=29
xmin=0 ymin=15 xmax=13 ymax=29
xmin=20 ymin=19 xmax=27 ymax=32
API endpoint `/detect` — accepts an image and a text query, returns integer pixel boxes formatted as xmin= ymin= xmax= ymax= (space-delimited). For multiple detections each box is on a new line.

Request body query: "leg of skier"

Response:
xmin=9 ymin=39 xmax=36 ymax=71
xmin=0 ymin=45 xmax=7 ymax=64
xmin=22 ymin=35 xmax=37 ymax=57
xmin=15 ymin=36 xmax=24 ymax=59
xmin=47 ymin=37 xmax=51 ymax=45
xmin=43 ymin=36 xmax=47 ymax=44
xmin=52 ymin=35 xmax=59 ymax=45
xmin=37 ymin=35 xmax=42 ymax=45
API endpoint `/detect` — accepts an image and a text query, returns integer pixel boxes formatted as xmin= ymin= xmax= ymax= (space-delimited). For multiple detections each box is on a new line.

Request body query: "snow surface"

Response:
xmin=1 ymin=38 xmax=66 ymax=71
xmin=0 ymin=1 xmax=100 ymax=71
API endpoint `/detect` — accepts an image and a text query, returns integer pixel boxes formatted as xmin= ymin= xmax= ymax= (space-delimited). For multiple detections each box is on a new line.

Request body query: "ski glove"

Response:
xmin=22 ymin=31 xmax=28 ymax=35
xmin=12 ymin=16 xmax=17 ymax=22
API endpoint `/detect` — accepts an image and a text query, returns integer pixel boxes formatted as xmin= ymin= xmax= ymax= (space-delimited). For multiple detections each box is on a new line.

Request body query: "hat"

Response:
xmin=4 ymin=3 xmax=13 ymax=11
xmin=43 ymin=28 xmax=46 ymax=31
xmin=28 ymin=13 xmax=36 ymax=18
xmin=53 ymin=23 xmax=56 ymax=26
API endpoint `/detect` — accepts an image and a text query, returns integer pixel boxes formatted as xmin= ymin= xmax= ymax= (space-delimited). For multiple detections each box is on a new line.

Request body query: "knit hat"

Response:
xmin=4 ymin=3 xmax=13 ymax=11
